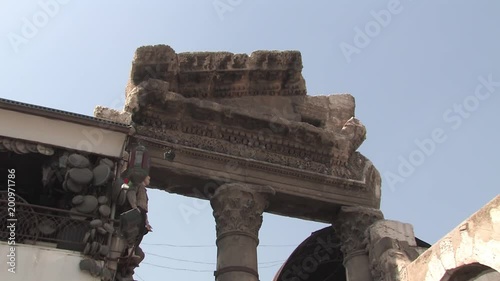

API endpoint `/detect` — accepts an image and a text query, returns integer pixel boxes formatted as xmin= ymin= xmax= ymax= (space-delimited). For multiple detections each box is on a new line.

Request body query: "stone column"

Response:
xmin=333 ymin=206 xmax=384 ymax=281
xmin=210 ymin=183 xmax=275 ymax=281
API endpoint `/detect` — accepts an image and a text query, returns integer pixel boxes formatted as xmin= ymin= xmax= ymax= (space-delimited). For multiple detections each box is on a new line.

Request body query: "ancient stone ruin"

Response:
xmin=96 ymin=44 xmax=385 ymax=280
xmin=96 ymin=45 xmax=499 ymax=281
xmin=2 ymin=44 xmax=497 ymax=281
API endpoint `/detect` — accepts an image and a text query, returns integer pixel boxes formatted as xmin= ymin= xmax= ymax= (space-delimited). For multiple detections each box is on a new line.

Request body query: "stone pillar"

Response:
xmin=211 ymin=183 xmax=275 ymax=281
xmin=333 ymin=206 xmax=384 ymax=281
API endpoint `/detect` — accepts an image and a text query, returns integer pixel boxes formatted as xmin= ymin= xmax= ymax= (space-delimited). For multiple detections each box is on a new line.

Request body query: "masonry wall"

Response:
xmin=401 ymin=195 xmax=500 ymax=281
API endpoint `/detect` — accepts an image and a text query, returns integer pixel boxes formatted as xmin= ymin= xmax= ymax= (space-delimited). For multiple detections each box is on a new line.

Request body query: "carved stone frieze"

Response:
xmin=127 ymin=45 xmax=306 ymax=99
xmin=136 ymin=124 xmax=373 ymax=181
xmin=90 ymin=45 xmax=386 ymax=210
xmin=210 ymin=183 xmax=275 ymax=239
xmin=333 ymin=206 xmax=384 ymax=258
xmin=124 ymin=78 xmax=372 ymax=181
xmin=134 ymin=134 xmax=379 ymax=194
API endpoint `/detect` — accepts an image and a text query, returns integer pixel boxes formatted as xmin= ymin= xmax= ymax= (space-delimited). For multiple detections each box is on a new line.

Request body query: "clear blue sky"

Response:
xmin=1 ymin=1 xmax=499 ymax=280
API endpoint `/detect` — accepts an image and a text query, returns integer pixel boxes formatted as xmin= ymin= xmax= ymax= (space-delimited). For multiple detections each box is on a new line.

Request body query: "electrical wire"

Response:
xmin=139 ymin=261 xmax=283 ymax=273
xmin=142 ymin=262 xmax=213 ymax=272
xmin=141 ymin=242 xmax=297 ymax=248
xmin=259 ymin=262 xmax=285 ymax=269
xmin=145 ymin=252 xmax=213 ymax=265
xmin=145 ymin=251 xmax=285 ymax=265
xmin=142 ymin=243 xmax=213 ymax=248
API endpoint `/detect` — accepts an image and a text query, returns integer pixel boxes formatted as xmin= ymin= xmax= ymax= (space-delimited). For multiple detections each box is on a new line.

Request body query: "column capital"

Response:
xmin=211 ymin=183 xmax=275 ymax=240
xmin=333 ymin=206 xmax=384 ymax=259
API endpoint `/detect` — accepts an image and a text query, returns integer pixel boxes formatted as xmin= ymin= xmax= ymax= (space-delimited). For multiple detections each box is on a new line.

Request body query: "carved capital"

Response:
xmin=333 ymin=206 xmax=383 ymax=258
xmin=211 ymin=183 xmax=275 ymax=240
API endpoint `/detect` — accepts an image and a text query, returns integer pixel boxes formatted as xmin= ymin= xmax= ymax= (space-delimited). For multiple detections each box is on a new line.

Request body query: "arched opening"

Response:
xmin=442 ymin=263 xmax=500 ymax=281
xmin=273 ymin=226 xmax=346 ymax=281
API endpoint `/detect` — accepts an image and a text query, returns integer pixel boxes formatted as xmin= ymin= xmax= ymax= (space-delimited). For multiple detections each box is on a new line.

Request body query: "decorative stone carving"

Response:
xmin=123 ymin=78 xmax=374 ymax=181
xmin=95 ymin=45 xmax=383 ymax=224
xmin=211 ymin=183 xmax=275 ymax=240
xmin=333 ymin=206 xmax=384 ymax=258
xmin=126 ymin=45 xmax=306 ymax=99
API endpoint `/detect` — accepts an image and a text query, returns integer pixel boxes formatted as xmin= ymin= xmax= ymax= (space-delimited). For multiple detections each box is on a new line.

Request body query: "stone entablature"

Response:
xmin=123 ymin=79 xmax=368 ymax=177
xmin=133 ymin=134 xmax=380 ymax=222
xmin=127 ymin=45 xmax=306 ymax=99
xmin=96 ymin=45 xmax=382 ymax=221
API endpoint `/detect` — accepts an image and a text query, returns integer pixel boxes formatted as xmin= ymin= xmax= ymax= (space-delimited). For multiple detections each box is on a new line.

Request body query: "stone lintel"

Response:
xmin=115 ymin=45 xmax=382 ymax=224
xmin=138 ymin=138 xmax=381 ymax=222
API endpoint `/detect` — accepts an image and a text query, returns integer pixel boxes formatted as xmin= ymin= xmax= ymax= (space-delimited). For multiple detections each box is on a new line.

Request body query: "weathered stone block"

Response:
xmin=369 ymin=220 xmax=417 ymax=246
xmin=371 ymin=237 xmax=400 ymax=259
xmin=127 ymin=45 xmax=307 ymax=99
xmin=93 ymin=106 xmax=132 ymax=125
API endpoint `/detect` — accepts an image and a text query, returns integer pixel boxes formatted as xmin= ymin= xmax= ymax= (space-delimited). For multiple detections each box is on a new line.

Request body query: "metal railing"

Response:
xmin=0 ymin=192 xmax=110 ymax=252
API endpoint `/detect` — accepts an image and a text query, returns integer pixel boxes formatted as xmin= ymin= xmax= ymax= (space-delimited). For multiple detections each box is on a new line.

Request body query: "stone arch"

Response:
xmin=401 ymin=196 xmax=500 ymax=281
xmin=273 ymin=226 xmax=346 ymax=281
xmin=440 ymin=263 xmax=500 ymax=281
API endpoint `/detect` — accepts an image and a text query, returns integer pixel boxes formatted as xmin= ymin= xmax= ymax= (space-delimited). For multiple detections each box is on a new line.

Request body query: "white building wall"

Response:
xmin=0 ymin=108 xmax=127 ymax=158
xmin=0 ymin=242 xmax=100 ymax=281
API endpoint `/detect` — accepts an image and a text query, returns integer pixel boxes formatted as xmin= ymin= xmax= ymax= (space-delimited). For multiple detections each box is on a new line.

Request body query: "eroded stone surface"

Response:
xmin=94 ymin=106 xmax=132 ymax=125
xmin=96 ymin=45 xmax=382 ymax=221
xmin=367 ymin=220 xmax=420 ymax=281
xmin=122 ymin=78 xmax=369 ymax=179
xmin=333 ymin=206 xmax=384 ymax=257
xmin=126 ymin=45 xmax=306 ymax=99
xmin=369 ymin=220 xmax=417 ymax=247
xmin=211 ymin=183 xmax=275 ymax=239
xmin=333 ymin=206 xmax=384 ymax=281
xmin=211 ymin=183 xmax=275 ymax=281
xmin=402 ymin=195 xmax=500 ymax=281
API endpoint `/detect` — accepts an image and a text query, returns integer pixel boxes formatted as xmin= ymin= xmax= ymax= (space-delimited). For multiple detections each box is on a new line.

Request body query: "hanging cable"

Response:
xmin=144 ymin=251 xmax=285 ymax=265
xmin=260 ymin=262 xmax=285 ymax=269
xmin=139 ymin=261 xmax=283 ymax=273
xmin=141 ymin=242 xmax=297 ymax=248
xmin=141 ymin=262 xmax=213 ymax=272
xmin=144 ymin=252 xmax=213 ymax=265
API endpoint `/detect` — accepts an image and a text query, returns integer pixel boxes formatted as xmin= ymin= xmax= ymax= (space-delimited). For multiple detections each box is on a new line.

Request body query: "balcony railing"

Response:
xmin=0 ymin=191 xmax=111 ymax=253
